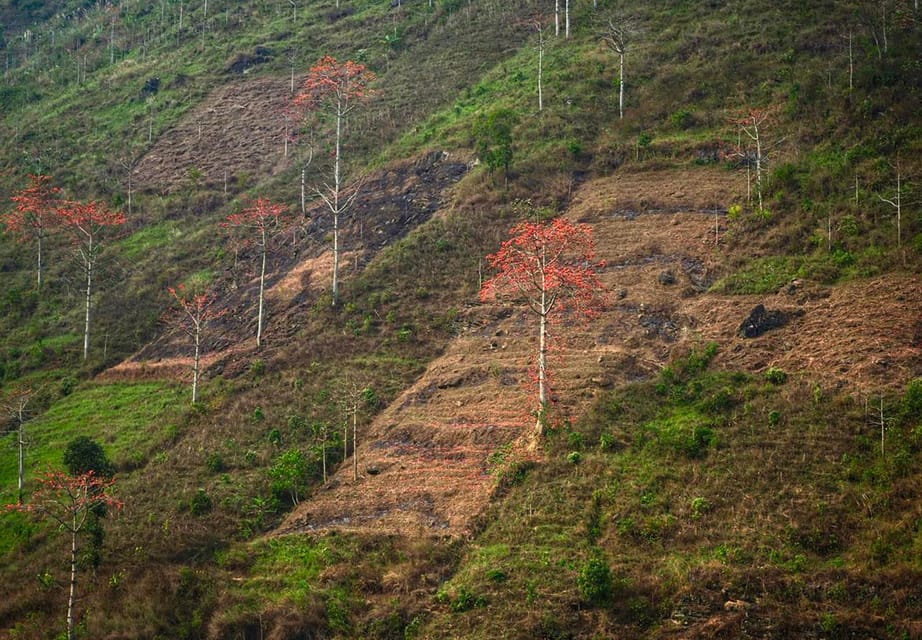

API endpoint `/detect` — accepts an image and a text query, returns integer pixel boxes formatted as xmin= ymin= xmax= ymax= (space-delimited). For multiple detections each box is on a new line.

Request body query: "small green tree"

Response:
xmin=473 ymin=108 xmax=519 ymax=178
xmin=62 ymin=436 xmax=114 ymax=572
xmin=63 ymin=436 xmax=115 ymax=478
xmin=269 ymin=449 xmax=308 ymax=505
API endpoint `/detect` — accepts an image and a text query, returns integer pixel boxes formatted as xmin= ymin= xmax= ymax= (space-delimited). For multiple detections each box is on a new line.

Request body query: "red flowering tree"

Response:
xmin=168 ymin=284 xmax=224 ymax=403
xmin=7 ymin=469 xmax=122 ymax=640
xmin=57 ymin=200 xmax=127 ymax=360
xmin=224 ymin=197 xmax=289 ymax=348
xmin=481 ymin=216 xmax=605 ymax=437
xmin=2 ymin=174 xmax=62 ymax=289
xmin=293 ymin=55 xmax=376 ymax=305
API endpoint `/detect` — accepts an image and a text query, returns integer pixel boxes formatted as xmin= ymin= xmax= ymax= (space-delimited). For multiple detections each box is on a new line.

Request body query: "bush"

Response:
xmin=63 ymin=436 xmax=115 ymax=477
xmin=764 ymin=367 xmax=788 ymax=385
xmin=190 ymin=488 xmax=213 ymax=515
xmin=577 ymin=555 xmax=613 ymax=605
xmin=205 ymin=453 xmax=225 ymax=473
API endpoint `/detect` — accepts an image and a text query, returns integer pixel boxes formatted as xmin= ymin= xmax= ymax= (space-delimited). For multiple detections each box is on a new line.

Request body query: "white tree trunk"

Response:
xmin=537 ymin=35 xmax=543 ymax=111
xmin=17 ymin=421 xmax=25 ymax=505
xmin=536 ymin=260 xmax=549 ymax=437
xmin=67 ymin=519 xmax=78 ymax=640
xmin=619 ymin=52 xmax=625 ymax=119
xmin=352 ymin=401 xmax=358 ymax=481
xmin=192 ymin=326 xmax=201 ymax=403
xmin=36 ymin=230 xmax=44 ymax=289
xmin=83 ymin=253 xmax=92 ymax=360
xmin=555 ymin=0 xmax=560 ymax=36
xmin=257 ymin=228 xmax=267 ymax=348
xmin=565 ymin=0 xmax=570 ymax=39
xmin=331 ymin=102 xmax=343 ymax=306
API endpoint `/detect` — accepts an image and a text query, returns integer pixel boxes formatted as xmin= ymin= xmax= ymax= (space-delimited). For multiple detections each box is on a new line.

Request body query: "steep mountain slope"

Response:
xmin=1 ymin=0 xmax=921 ymax=638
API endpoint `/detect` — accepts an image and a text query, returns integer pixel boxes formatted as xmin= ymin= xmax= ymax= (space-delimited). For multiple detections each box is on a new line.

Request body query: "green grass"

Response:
xmin=0 ymin=381 xmax=187 ymax=493
xmin=117 ymin=221 xmax=184 ymax=260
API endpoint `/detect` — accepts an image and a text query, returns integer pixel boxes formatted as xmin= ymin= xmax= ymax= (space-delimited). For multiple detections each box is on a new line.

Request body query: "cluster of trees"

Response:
xmin=2 ymin=174 xmax=127 ymax=361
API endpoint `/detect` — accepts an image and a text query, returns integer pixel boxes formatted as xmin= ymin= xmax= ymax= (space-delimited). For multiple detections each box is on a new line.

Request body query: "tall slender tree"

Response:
xmin=481 ymin=214 xmax=605 ymax=437
xmin=3 ymin=174 xmax=62 ymax=289
xmin=602 ymin=15 xmax=638 ymax=120
xmin=57 ymin=200 xmax=126 ymax=360
xmin=7 ymin=469 xmax=121 ymax=640
xmin=224 ymin=198 xmax=289 ymax=348
xmin=168 ymin=284 xmax=224 ymax=403
xmin=293 ymin=55 xmax=376 ymax=306
xmin=2 ymin=386 xmax=33 ymax=505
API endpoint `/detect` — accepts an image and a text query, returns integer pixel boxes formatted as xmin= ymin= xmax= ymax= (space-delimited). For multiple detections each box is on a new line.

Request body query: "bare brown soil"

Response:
xmin=133 ymin=77 xmax=293 ymax=193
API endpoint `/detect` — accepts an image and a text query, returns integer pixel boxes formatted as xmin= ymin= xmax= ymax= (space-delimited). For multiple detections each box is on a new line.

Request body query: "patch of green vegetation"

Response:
xmin=0 ymin=381 xmax=187 ymax=494
xmin=711 ymin=255 xmax=803 ymax=294
xmin=117 ymin=221 xmax=183 ymax=259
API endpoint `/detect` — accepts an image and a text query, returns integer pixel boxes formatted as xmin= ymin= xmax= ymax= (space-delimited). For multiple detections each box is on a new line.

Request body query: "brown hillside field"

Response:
xmin=275 ymin=166 xmax=922 ymax=538
xmin=133 ymin=77 xmax=293 ymax=193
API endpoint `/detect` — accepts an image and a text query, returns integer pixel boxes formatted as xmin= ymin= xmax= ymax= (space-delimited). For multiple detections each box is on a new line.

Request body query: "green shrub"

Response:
xmin=690 ymin=497 xmax=711 ymax=519
xmin=205 ymin=453 xmax=225 ymax=473
xmin=577 ymin=555 xmax=613 ymax=605
xmin=190 ymin=488 xmax=213 ymax=515
xmin=269 ymin=449 xmax=308 ymax=505
xmin=63 ymin=436 xmax=115 ymax=477
xmin=764 ymin=367 xmax=788 ymax=385
xmin=903 ymin=378 xmax=922 ymax=421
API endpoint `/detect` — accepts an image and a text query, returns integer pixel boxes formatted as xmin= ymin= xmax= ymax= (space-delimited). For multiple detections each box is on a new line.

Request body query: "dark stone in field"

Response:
xmin=738 ymin=304 xmax=800 ymax=338
xmin=658 ymin=269 xmax=677 ymax=285
xmin=225 ymin=48 xmax=274 ymax=74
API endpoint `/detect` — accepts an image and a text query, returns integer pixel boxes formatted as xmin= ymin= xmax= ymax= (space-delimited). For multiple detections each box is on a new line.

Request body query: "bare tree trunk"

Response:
xmin=83 ymin=254 xmax=92 ymax=360
xmin=331 ymin=103 xmax=343 ymax=306
xmin=256 ymin=228 xmax=267 ymax=348
xmin=352 ymin=400 xmax=358 ymax=481
xmin=565 ymin=0 xmax=570 ymax=39
xmin=877 ymin=161 xmax=903 ymax=248
xmin=67 ymin=519 xmax=78 ymax=640
xmin=619 ymin=51 xmax=625 ymax=119
xmin=321 ymin=438 xmax=327 ymax=482
xmin=753 ymin=122 xmax=764 ymax=212
xmin=537 ymin=28 xmax=544 ymax=111
xmin=536 ymin=262 xmax=549 ymax=438
xmin=36 ymin=230 xmax=44 ymax=289
xmin=555 ymin=0 xmax=560 ymax=36
xmin=192 ymin=326 xmax=201 ymax=403
xmin=17 ymin=423 xmax=25 ymax=504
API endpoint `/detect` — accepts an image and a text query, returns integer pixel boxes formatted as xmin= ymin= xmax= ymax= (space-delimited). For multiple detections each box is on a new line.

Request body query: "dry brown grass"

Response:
xmin=276 ymin=164 xmax=922 ymax=544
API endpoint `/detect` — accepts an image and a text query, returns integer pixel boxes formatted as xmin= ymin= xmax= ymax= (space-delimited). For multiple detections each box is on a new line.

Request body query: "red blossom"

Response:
xmin=292 ymin=55 xmax=377 ymax=115
xmin=480 ymin=217 xmax=605 ymax=317
xmin=57 ymin=200 xmax=127 ymax=247
xmin=7 ymin=468 xmax=122 ymax=525
xmin=3 ymin=174 xmax=62 ymax=240
xmin=168 ymin=284 xmax=224 ymax=338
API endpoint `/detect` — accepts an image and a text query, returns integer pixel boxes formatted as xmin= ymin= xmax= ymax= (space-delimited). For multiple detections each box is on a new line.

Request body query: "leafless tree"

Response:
xmin=602 ymin=14 xmax=639 ymax=120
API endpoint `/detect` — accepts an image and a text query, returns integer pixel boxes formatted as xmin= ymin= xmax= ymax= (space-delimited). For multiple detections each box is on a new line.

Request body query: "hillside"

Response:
xmin=1 ymin=0 xmax=921 ymax=638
